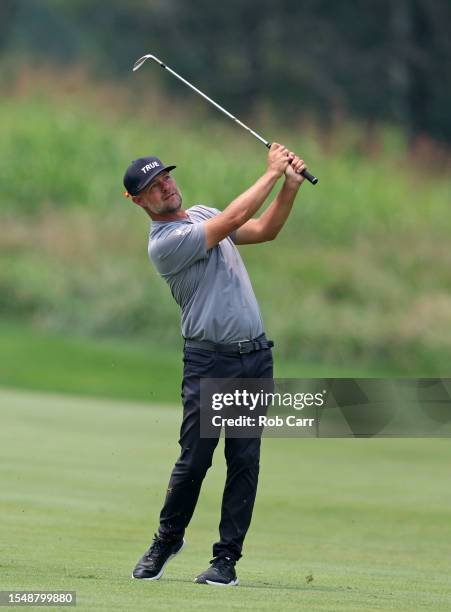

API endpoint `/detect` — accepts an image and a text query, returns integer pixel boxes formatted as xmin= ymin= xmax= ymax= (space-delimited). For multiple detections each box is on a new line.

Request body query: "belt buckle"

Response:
xmin=237 ymin=340 xmax=252 ymax=354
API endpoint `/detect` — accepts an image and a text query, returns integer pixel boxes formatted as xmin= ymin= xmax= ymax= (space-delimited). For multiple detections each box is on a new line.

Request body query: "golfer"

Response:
xmin=123 ymin=144 xmax=307 ymax=586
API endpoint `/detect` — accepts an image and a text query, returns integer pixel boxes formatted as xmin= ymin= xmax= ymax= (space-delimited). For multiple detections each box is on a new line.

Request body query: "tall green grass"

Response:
xmin=1 ymin=71 xmax=450 ymax=374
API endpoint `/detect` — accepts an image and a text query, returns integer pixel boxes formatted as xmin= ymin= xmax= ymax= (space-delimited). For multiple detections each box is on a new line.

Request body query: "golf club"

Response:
xmin=132 ymin=54 xmax=319 ymax=185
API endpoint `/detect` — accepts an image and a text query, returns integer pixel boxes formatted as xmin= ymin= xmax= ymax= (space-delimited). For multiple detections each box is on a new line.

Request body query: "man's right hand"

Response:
xmin=266 ymin=142 xmax=291 ymax=178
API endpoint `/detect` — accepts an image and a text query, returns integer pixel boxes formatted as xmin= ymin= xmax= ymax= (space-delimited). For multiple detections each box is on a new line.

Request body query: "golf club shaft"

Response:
xmin=133 ymin=54 xmax=318 ymax=185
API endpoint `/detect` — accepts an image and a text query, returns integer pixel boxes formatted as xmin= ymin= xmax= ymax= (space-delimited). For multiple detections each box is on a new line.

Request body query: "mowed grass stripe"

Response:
xmin=0 ymin=323 xmax=398 ymax=406
xmin=1 ymin=388 xmax=450 ymax=610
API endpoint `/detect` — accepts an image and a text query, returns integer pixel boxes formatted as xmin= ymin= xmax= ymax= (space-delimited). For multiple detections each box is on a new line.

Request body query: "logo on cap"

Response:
xmin=141 ymin=161 xmax=160 ymax=174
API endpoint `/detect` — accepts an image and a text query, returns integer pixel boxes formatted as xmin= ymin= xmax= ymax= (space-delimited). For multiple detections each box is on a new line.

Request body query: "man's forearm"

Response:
xmin=222 ymin=169 xmax=280 ymax=229
xmin=204 ymin=143 xmax=290 ymax=249
xmin=257 ymin=178 xmax=301 ymax=240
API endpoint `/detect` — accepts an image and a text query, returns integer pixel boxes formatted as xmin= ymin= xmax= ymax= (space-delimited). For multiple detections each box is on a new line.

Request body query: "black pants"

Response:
xmin=158 ymin=341 xmax=273 ymax=561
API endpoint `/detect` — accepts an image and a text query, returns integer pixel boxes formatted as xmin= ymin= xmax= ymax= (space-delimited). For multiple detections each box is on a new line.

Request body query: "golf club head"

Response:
xmin=132 ymin=54 xmax=162 ymax=72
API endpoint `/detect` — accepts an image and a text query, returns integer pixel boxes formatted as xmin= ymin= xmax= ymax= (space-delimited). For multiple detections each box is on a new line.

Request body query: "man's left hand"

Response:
xmin=284 ymin=154 xmax=307 ymax=185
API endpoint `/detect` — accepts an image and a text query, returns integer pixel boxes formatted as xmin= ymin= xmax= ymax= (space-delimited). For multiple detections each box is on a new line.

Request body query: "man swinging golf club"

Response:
xmin=124 ymin=143 xmax=308 ymax=586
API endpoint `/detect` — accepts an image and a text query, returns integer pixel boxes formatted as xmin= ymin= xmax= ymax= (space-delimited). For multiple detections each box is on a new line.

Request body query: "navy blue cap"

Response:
xmin=123 ymin=156 xmax=176 ymax=196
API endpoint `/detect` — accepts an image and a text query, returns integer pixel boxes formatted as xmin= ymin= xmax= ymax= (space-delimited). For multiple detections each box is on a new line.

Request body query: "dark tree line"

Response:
xmin=2 ymin=0 xmax=451 ymax=144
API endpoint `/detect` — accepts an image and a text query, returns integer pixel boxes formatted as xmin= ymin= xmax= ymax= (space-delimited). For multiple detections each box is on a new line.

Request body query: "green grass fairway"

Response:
xmin=1 ymin=388 xmax=451 ymax=611
xmin=0 ymin=324 xmax=400 ymax=405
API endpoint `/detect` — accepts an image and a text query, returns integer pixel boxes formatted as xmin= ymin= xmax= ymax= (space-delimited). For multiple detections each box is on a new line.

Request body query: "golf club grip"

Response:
xmin=301 ymin=169 xmax=318 ymax=185
xmin=265 ymin=142 xmax=318 ymax=185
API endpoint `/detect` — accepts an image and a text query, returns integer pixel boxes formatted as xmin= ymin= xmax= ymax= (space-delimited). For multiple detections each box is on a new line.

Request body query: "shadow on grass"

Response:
xmin=164 ymin=577 xmax=347 ymax=593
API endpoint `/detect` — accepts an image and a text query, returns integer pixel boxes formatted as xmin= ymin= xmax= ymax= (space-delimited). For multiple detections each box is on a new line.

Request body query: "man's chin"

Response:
xmin=166 ymin=197 xmax=182 ymax=211
xmin=155 ymin=200 xmax=182 ymax=215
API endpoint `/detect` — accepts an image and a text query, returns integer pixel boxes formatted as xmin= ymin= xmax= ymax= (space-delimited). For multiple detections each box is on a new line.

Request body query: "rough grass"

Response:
xmin=0 ymin=68 xmax=450 ymax=373
xmin=1 ymin=388 xmax=451 ymax=611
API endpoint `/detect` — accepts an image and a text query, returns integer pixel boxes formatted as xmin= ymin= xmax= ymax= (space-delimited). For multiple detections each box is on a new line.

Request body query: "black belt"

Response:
xmin=184 ymin=336 xmax=274 ymax=354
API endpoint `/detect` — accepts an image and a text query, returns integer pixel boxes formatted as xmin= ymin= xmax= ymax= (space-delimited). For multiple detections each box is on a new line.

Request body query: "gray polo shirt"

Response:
xmin=148 ymin=205 xmax=264 ymax=343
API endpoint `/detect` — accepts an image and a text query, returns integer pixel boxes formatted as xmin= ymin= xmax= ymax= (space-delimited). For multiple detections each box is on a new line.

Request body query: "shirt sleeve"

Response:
xmin=149 ymin=223 xmax=207 ymax=276
xmin=196 ymin=205 xmax=237 ymax=242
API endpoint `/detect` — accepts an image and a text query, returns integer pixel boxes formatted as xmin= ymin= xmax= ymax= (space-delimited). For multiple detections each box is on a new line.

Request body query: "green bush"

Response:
xmin=1 ymin=79 xmax=450 ymax=374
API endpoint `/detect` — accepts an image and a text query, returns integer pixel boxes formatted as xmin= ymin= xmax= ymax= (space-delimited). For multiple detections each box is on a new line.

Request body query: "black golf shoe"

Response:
xmin=132 ymin=534 xmax=185 ymax=580
xmin=194 ymin=556 xmax=239 ymax=586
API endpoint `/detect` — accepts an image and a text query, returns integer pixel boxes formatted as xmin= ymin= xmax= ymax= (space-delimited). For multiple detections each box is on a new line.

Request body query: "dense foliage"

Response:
xmin=1 ymin=0 xmax=451 ymax=143
xmin=1 ymin=78 xmax=450 ymax=374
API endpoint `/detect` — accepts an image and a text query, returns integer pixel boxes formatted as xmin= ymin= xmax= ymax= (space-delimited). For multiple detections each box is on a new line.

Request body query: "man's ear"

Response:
xmin=132 ymin=195 xmax=144 ymax=208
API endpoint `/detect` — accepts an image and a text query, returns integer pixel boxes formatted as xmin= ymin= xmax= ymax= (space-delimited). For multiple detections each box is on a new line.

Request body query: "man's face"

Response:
xmin=134 ymin=171 xmax=182 ymax=215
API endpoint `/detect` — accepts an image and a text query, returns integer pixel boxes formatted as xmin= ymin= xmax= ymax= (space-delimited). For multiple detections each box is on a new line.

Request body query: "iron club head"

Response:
xmin=132 ymin=54 xmax=163 ymax=72
xmin=132 ymin=55 xmax=151 ymax=71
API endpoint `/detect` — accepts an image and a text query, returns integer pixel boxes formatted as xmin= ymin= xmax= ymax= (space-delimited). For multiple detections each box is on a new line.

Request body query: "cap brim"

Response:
xmin=136 ymin=165 xmax=176 ymax=194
